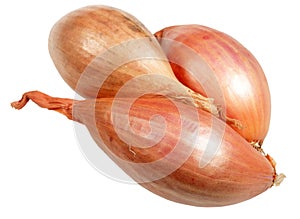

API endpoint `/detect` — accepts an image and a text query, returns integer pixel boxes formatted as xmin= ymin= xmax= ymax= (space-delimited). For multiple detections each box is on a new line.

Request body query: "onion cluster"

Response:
xmin=11 ymin=5 xmax=284 ymax=207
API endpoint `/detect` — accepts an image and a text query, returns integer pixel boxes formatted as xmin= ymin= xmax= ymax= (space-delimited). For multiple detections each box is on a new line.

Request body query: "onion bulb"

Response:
xmin=11 ymin=91 xmax=283 ymax=207
xmin=155 ymin=25 xmax=271 ymax=144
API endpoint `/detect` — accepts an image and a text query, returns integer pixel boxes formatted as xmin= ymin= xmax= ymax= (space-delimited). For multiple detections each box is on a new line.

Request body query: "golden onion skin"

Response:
xmin=12 ymin=91 xmax=275 ymax=207
xmin=48 ymin=5 xmax=177 ymax=99
xmin=155 ymin=25 xmax=271 ymax=144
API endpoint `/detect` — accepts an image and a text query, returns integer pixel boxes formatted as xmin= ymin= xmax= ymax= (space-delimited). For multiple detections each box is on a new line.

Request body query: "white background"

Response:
xmin=1 ymin=0 xmax=299 ymax=218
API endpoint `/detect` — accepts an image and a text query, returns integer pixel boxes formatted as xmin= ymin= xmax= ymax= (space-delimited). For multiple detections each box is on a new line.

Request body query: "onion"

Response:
xmin=11 ymin=91 xmax=284 ymax=207
xmin=48 ymin=6 xmax=217 ymax=115
xmin=155 ymin=25 xmax=271 ymax=144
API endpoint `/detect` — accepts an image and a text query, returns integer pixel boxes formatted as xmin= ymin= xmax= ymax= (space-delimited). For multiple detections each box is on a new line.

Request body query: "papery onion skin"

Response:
xmin=49 ymin=6 xmax=181 ymax=99
xmin=11 ymin=91 xmax=275 ymax=207
xmin=155 ymin=25 xmax=271 ymax=144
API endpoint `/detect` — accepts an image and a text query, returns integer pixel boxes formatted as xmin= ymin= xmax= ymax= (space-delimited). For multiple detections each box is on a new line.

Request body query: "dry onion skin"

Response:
xmin=155 ymin=25 xmax=271 ymax=145
xmin=11 ymin=91 xmax=284 ymax=207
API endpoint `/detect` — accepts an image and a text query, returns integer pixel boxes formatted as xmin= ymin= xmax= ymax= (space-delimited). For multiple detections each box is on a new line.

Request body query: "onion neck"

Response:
xmin=11 ymin=90 xmax=77 ymax=122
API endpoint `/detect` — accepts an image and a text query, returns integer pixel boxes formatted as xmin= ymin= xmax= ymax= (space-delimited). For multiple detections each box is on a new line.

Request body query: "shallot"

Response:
xmin=11 ymin=91 xmax=283 ymax=207
xmin=155 ymin=25 xmax=271 ymax=144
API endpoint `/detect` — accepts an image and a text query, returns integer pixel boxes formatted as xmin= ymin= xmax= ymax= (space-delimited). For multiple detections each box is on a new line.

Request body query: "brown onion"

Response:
xmin=11 ymin=91 xmax=284 ymax=207
xmin=48 ymin=6 xmax=217 ymax=115
xmin=155 ymin=25 xmax=271 ymax=144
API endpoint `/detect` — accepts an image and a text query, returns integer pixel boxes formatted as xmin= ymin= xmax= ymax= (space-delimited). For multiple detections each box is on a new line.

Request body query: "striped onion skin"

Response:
xmin=155 ymin=25 xmax=271 ymax=144
xmin=48 ymin=5 xmax=175 ymax=99
xmin=11 ymin=91 xmax=275 ymax=207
